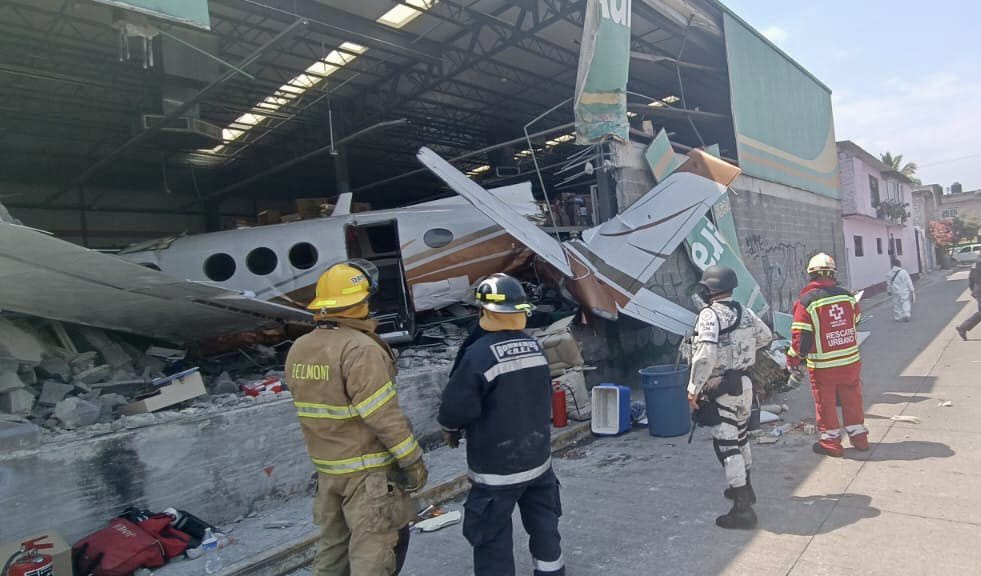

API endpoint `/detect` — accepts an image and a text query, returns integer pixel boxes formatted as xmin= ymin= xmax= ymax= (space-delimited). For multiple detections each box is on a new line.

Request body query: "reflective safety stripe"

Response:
xmin=807 ymin=352 xmax=860 ymax=369
xmin=805 ymin=294 xmax=855 ymax=315
xmin=786 ymin=348 xmax=800 ymax=358
xmin=808 ymin=345 xmax=860 ymax=360
xmin=533 ymin=555 xmax=565 ymax=573
xmin=821 ymin=429 xmax=841 ymax=440
xmin=294 ymin=401 xmax=357 ymax=420
xmin=483 ymin=355 xmax=549 ymax=382
xmin=791 ymin=322 xmax=813 ymax=332
xmin=845 ymin=424 xmax=868 ymax=436
xmin=390 ymin=434 xmax=420 ymax=460
xmin=341 ymin=285 xmax=365 ymax=295
xmin=311 ymin=451 xmax=394 ymax=475
xmin=469 ymin=457 xmax=551 ymax=486
xmin=355 ymin=381 xmax=397 ymax=418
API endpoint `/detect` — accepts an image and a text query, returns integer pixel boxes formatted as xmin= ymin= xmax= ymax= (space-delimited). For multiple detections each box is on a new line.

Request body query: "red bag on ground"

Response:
xmin=137 ymin=514 xmax=191 ymax=559
xmin=72 ymin=518 xmax=166 ymax=576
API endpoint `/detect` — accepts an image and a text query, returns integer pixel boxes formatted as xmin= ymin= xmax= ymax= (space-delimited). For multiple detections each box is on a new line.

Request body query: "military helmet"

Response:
xmin=474 ymin=273 xmax=534 ymax=314
xmin=697 ymin=265 xmax=738 ymax=296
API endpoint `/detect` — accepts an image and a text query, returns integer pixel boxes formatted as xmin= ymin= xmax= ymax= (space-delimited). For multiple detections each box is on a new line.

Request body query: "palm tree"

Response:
xmin=880 ymin=152 xmax=919 ymax=180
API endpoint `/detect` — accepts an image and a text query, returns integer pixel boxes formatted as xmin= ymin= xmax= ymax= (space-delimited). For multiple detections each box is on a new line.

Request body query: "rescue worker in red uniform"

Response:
xmin=286 ymin=260 xmax=428 ymax=576
xmin=787 ymin=253 xmax=868 ymax=457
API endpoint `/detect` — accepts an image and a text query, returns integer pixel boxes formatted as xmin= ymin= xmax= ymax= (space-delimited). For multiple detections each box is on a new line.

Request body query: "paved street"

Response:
xmin=395 ymin=269 xmax=980 ymax=575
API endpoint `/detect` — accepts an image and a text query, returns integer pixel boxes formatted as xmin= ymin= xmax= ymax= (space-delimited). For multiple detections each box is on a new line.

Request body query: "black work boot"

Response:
xmin=716 ymin=485 xmax=758 ymax=530
xmin=724 ymin=471 xmax=756 ymax=505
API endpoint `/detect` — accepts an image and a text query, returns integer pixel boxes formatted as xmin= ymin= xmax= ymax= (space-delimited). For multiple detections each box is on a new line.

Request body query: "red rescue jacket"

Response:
xmin=787 ymin=280 xmax=862 ymax=380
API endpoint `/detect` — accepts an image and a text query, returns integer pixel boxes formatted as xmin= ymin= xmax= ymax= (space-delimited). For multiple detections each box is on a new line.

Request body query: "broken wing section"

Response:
xmin=578 ymin=172 xmax=728 ymax=294
xmin=0 ymin=223 xmax=311 ymax=343
xmin=417 ymin=147 xmax=572 ymax=277
xmin=620 ymin=288 xmax=698 ymax=336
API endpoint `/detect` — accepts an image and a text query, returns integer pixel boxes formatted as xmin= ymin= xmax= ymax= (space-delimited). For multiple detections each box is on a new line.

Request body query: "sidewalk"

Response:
xmin=154 ymin=421 xmax=592 ymax=576
xmin=389 ymin=267 xmax=980 ymax=575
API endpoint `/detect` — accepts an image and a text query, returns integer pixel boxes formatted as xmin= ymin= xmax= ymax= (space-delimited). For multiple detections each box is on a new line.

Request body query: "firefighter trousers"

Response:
xmin=810 ymin=370 xmax=867 ymax=452
xmin=312 ymin=469 xmax=413 ymax=576
xmin=711 ymin=377 xmax=753 ymax=488
xmin=462 ymin=468 xmax=564 ymax=576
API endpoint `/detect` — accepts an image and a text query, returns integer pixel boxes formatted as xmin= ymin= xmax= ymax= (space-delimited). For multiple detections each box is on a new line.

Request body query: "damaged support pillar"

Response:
xmin=595 ymin=142 xmax=619 ymax=224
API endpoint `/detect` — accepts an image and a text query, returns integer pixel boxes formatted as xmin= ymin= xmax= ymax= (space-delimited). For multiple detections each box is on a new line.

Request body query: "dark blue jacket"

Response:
xmin=438 ymin=330 xmax=552 ymax=486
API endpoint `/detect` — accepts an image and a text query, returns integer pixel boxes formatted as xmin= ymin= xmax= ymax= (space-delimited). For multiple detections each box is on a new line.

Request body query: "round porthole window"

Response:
xmin=203 ymin=253 xmax=236 ymax=282
xmin=246 ymin=247 xmax=278 ymax=276
xmin=423 ymin=228 xmax=454 ymax=249
xmin=289 ymin=242 xmax=318 ymax=270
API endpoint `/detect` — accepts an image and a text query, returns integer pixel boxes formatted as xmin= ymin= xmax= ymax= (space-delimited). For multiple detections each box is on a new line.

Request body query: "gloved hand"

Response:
xmin=399 ymin=459 xmax=429 ymax=493
xmin=443 ymin=429 xmax=462 ymax=449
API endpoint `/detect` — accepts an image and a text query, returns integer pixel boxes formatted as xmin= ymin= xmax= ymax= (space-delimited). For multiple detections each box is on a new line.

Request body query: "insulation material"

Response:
xmin=411 ymin=276 xmax=472 ymax=311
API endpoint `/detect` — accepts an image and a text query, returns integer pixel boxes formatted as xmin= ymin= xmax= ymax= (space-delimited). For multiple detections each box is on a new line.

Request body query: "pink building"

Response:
xmin=837 ymin=141 xmax=920 ymax=293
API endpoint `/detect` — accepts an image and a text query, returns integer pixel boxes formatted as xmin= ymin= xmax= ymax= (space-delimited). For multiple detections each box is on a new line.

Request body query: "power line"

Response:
xmin=919 ymin=152 xmax=981 ymax=168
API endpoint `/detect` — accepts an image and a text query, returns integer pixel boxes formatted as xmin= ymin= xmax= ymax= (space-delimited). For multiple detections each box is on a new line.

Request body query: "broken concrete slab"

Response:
xmin=37 ymin=354 xmax=72 ymax=383
xmin=78 ymin=327 xmax=135 ymax=372
xmin=39 ymin=381 xmax=75 ymax=406
xmin=0 ymin=318 xmax=45 ymax=364
xmin=0 ymin=365 xmax=24 ymax=393
xmin=69 ymin=351 xmax=99 ymax=374
xmin=54 ymin=397 xmax=100 ymax=429
xmin=75 ymin=364 xmax=112 ymax=385
xmin=0 ymin=420 xmax=41 ymax=451
xmin=98 ymin=393 xmax=128 ymax=422
xmin=1 ymin=388 xmax=36 ymax=415
xmin=212 ymin=371 xmax=239 ymax=395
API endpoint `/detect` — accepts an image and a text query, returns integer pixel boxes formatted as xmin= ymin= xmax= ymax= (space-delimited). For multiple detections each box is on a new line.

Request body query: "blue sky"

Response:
xmin=723 ymin=0 xmax=981 ymax=191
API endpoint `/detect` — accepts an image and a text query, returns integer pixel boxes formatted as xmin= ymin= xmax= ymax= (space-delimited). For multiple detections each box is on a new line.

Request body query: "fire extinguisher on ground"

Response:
xmin=551 ymin=382 xmax=568 ymax=428
xmin=3 ymin=538 xmax=54 ymax=576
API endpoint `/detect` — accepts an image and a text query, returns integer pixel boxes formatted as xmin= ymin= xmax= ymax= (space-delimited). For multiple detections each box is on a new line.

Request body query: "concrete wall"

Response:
xmin=3 ymin=182 xmax=254 ymax=249
xmin=0 ymin=366 xmax=452 ymax=544
xmin=841 ymin=217 xmax=919 ymax=292
xmin=729 ymin=175 xmax=847 ymax=313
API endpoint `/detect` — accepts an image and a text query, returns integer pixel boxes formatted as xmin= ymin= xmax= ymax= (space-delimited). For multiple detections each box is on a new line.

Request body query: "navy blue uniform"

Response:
xmin=439 ymin=330 xmax=564 ymax=576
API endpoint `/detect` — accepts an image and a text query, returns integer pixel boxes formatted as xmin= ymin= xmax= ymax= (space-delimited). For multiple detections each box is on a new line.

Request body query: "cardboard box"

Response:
xmin=0 ymin=531 xmax=72 ymax=576
xmin=121 ymin=368 xmax=206 ymax=415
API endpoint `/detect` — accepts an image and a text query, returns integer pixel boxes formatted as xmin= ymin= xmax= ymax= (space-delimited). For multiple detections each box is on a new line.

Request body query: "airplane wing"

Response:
xmin=417 ymin=147 xmax=573 ymax=276
xmin=575 ymin=172 xmax=728 ymax=294
xmin=0 ymin=223 xmax=311 ymax=344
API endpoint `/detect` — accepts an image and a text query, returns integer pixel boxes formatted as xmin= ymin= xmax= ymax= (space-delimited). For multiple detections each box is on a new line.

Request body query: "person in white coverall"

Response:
xmin=887 ymin=257 xmax=915 ymax=322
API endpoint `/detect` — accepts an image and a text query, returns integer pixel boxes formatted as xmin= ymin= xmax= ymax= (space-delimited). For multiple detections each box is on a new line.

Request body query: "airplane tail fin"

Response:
xmin=334 ymin=192 xmax=352 ymax=216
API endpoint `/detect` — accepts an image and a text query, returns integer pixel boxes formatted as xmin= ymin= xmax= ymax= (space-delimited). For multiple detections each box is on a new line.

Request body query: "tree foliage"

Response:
xmin=880 ymin=152 xmax=919 ymax=179
xmin=950 ymin=216 xmax=980 ymax=244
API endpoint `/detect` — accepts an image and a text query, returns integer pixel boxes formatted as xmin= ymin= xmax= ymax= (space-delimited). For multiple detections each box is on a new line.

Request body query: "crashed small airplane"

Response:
xmin=417 ymin=146 xmax=741 ymax=335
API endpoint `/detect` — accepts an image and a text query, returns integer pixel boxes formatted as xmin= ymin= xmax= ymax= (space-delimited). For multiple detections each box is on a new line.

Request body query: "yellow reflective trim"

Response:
xmin=294 ymin=401 xmax=356 ymax=420
xmin=479 ymin=293 xmax=507 ymax=302
xmin=390 ymin=434 xmax=419 ymax=460
xmin=514 ymin=303 xmax=532 ymax=310
xmin=807 ymin=355 xmax=861 ymax=369
xmin=341 ymin=285 xmax=365 ymax=295
xmin=354 ymin=381 xmax=397 ymax=418
xmin=804 ymin=294 xmax=855 ymax=315
xmin=809 ymin=346 xmax=860 ymax=361
xmin=311 ymin=451 xmax=395 ymax=475
xmin=791 ymin=322 xmax=813 ymax=332
xmin=786 ymin=348 xmax=799 ymax=358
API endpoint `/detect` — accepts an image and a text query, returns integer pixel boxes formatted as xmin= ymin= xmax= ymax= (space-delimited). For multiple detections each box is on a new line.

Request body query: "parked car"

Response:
xmin=951 ymin=244 xmax=981 ymax=265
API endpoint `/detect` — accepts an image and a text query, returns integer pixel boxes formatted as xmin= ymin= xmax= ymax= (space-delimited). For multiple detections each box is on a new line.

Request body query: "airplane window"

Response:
xmin=246 ymin=247 xmax=278 ymax=276
xmin=204 ymin=253 xmax=236 ymax=282
xmin=289 ymin=242 xmax=318 ymax=270
xmin=424 ymin=228 xmax=454 ymax=249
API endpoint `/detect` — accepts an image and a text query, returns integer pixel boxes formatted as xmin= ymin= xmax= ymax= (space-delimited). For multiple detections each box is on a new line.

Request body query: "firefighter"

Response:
xmin=686 ymin=265 xmax=773 ymax=530
xmin=787 ymin=253 xmax=868 ymax=458
xmin=285 ymin=260 xmax=428 ymax=576
xmin=439 ymin=274 xmax=564 ymax=576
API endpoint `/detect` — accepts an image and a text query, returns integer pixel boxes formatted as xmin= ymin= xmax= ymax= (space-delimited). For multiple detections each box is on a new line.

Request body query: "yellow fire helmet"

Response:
xmin=307 ymin=259 xmax=379 ymax=311
xmin=806 ymin=252 xmax=837 ymax=274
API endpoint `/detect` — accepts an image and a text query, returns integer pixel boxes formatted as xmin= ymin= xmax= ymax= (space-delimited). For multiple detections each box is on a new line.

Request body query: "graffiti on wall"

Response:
xmin=742 ymin=234 xmax=810 ymax=313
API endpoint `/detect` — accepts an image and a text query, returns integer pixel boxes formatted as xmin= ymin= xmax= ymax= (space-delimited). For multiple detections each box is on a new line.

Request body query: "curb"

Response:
xmin=219 ymin=420 xmax=594 ymax=576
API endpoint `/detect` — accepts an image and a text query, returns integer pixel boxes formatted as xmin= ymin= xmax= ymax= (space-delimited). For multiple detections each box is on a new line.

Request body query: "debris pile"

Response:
xmin=0 ymin=315 xmax=293 ymax=446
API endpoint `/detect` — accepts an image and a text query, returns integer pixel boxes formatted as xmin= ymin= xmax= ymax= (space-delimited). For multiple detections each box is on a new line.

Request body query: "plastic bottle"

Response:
xmin=202 ymin=528 xmax=222 ymax=574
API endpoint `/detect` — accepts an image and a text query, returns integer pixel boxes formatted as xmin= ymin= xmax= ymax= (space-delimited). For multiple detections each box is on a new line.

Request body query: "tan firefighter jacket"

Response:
xmin=285 ymin=317 xmax=422 ymax=476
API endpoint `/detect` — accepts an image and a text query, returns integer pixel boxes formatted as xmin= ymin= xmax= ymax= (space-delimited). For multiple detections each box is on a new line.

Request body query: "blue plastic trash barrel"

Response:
xmin=640 ymin=364 xmax=691 ymax=437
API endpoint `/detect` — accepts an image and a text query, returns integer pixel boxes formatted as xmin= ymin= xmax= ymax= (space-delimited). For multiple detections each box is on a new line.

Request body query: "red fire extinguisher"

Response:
xmin=551 ymin=384 xmax=568 ymax=428
xmin=3 ymin=538 xmax=54 ymax=576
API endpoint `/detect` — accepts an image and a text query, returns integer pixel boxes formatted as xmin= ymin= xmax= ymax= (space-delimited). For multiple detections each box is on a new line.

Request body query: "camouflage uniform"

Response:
xmin=687 ymin=298 xmax=772 ymax=489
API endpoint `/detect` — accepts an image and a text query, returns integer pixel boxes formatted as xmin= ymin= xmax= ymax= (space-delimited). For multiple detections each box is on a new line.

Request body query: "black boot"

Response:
xmin=724 ymin=471 xmax=756 ymax=505
xmin=716 ymin=485 xmax=757 ymax=530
